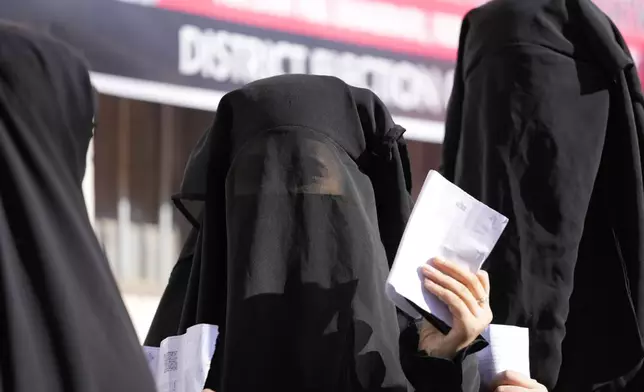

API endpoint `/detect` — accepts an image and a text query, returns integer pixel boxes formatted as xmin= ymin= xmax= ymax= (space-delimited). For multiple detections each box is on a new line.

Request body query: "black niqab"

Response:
xmin=146 ymin=74 xmax=481 ymax=391
xmin=0 ymin=23 xmax=156 ymax=392
xmin=441 ymin=0 xmax=644 ymax=390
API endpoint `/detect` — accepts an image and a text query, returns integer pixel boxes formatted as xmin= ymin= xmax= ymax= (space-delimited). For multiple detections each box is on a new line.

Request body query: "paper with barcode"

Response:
xmin=477 ymin=324 xmax=531 ymax=385
xmin=386 ymin=170 xmax=508 ymax=324
xmin=143 ymin=324 xmax=219 ymax=392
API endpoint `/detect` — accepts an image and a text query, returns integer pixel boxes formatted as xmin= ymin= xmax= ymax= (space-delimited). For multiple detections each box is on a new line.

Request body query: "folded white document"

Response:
xmin=143 ymin=323 xmax=219 ymax=392
xmin=386 ymin=170 xmax=508 ymax=324
xmin=477 ymin=324 xmax=531 ymax=385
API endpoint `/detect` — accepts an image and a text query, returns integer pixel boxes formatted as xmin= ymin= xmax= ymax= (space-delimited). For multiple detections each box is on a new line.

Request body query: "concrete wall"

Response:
xmin=122 ymin=294 xmax=162 ymax=343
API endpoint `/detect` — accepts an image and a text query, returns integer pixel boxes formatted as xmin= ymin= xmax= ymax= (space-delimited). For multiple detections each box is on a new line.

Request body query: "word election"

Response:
xmin=178 ymin=24 xmax=455 ymax=117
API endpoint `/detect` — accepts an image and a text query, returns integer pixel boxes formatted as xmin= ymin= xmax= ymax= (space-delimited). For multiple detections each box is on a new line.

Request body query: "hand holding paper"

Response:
xmin=417 ymin=258 xmax=492 ymax=358
xmin=383 ymin=171 xmax=532 ymax=385
xmin=386 ymin=170 xmax=508 ymax=324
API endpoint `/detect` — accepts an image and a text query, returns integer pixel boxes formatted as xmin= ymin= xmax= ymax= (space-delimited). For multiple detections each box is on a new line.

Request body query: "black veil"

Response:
xmin=146 ymin=75 xmax=481 ymax=391
xmin=440 ymin=1 xmax=644 ymax=390
xmin=0 ymin=23 xmax=155 ymax=392
xmin=219 ymin=127 xmax=406 ymax=390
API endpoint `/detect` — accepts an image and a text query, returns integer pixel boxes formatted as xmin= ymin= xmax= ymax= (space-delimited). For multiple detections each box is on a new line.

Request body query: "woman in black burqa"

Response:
xmin=442 ymin=0 xmax=644 ymax=391
xmin=0 ymin=23 xmax=156 ymax=392
xmin=145 ymin=74 xmax=500 ymax=391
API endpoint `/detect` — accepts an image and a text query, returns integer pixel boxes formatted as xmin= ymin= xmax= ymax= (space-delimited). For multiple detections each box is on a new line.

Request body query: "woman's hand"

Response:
xmin=417 ymin=258 xmax=492 ymax=359
xmin=491 ymin=371 xmax=547 ymax=392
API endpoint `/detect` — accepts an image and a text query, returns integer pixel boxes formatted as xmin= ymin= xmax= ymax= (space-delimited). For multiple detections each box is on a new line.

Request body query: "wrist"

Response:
xmin=424 ymin=347 xmax=457 ymax=360
xmin=420 ymin=340 xmax=460 ymax=360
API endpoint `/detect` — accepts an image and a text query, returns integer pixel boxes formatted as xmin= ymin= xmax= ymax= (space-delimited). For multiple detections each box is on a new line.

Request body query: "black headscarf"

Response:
xmin=441 ymin=0 xmax=644 ymax=390
xmin=0 ymin=22 xmax=156 ymax=392
xmin=146 ymin=74 xmax=481 ymax=391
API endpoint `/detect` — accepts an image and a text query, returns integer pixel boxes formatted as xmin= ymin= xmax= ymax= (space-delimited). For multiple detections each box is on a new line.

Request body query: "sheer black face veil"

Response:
xmin=146 ymin=75 xmax=483 ymax=391
xmin=0 ymin=23 xmax=155 ymax=392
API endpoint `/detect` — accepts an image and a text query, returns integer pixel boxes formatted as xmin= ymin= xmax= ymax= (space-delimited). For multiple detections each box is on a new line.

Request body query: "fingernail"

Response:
xmin=421 ymin=265 xmax=435 ymax=275
xmin=433 ymin=257 xmax=444 ymax=265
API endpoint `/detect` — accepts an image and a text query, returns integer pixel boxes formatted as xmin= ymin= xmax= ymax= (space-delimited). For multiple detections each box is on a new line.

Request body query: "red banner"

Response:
xmin=154 ymin=0 xmax=465 ymax=60
xmin=154 ymin=0 xmax=644 ymax=63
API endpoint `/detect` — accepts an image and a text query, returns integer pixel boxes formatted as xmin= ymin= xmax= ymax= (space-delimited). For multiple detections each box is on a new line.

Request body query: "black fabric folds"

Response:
xmin=0 ymin=23 xmax=156 ymax=392
xmin=442 ymin=1 xmax=644 ymax=391
xmin=146 ymin=75 xmax=480 ymax=391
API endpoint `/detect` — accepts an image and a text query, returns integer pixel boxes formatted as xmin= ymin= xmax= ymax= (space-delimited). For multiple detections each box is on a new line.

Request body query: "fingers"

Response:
xmin=477 ymin=269 xmax=491 ymax=296
xmin=421 ymin=258 xmax=494 ymax=351
xmin=423 ymin=278 xmax=472 ymax=321
xmin=434 ymin=258 xmax=487 ymax=301
xmin=421 ymin=259 xmax=486 ymax=315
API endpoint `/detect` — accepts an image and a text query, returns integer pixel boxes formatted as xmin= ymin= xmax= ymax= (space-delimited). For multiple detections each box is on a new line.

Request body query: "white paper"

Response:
xmin=386 ymin=170 xmax=508 ymax=324
xmin=143 ymin=346 xmax=160 ymax=380
xmin=143 ymin=323 xmax=219 ymax=392
xmin=476 ymin=324 xmax=531 ymax=385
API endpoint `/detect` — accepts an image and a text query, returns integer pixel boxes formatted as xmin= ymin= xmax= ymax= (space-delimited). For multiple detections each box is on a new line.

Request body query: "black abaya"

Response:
xmin=441 ymin=0 xmax=644 ymax=390
xmin=0 ymin=23 xmax=156 ymax=392
xmin=146 ymin=74 xmax=481 ymax=391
